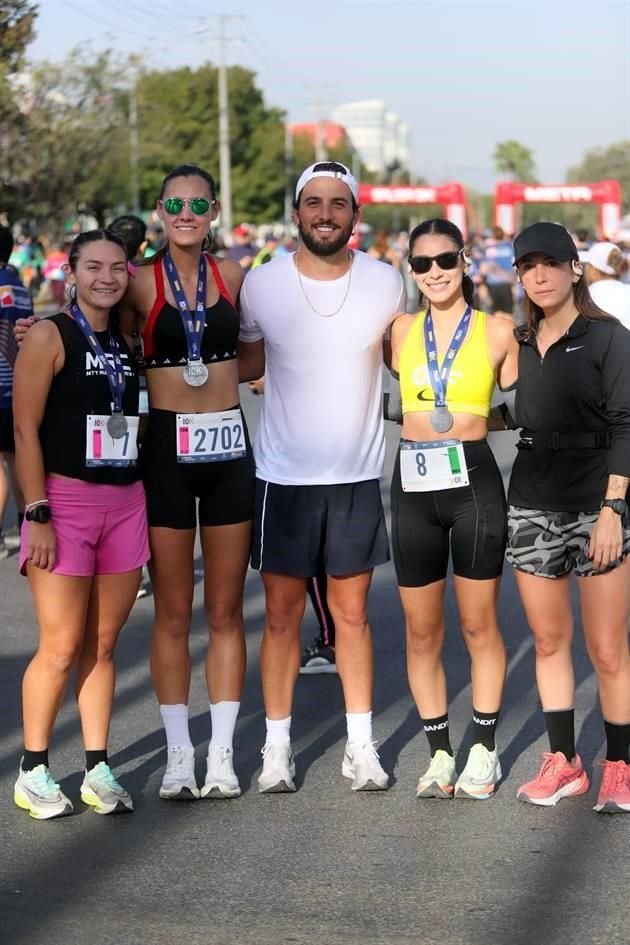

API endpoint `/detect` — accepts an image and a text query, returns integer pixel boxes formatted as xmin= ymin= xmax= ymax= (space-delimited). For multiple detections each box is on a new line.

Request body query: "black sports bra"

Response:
xmin=142 ymin=254 xmax=238 ymax=369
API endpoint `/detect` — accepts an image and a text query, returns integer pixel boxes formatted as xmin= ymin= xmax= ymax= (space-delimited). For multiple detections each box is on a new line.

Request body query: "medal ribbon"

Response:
xmin=423 ymin=306 xmax=472 ymax=408
xmin=69 ymin=303 xmax=125 ymax=413
xmin=163 ymin=253 xmax=207 ymax=362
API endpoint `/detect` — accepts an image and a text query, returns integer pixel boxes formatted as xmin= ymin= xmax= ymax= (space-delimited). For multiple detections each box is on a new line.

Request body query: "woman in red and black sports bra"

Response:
xmin=119 ymin=164 xmax=254 ymax=802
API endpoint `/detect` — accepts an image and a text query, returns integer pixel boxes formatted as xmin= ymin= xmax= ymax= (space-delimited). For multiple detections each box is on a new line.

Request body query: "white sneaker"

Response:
xmin=14 ymin=762 xmax=73 ymax=820
xmin=201 ymin=746 xmax=241 ymax=798
xmin=342 ymin=740 xmax=389 ymax=791
xmin=81 ymin=762 xmax=134 ymax=814
xmin=416 ymin=749 xmax=457 ymax=799
xmin=455 ymin=744 xmax=502 ymax=799
xmin=159 ymin=746 xmax=200 ymax=800
xmin=258 ymin=740 xmax=296 ymax=793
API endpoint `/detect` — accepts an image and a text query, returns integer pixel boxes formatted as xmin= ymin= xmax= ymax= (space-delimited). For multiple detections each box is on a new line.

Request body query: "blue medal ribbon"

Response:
xmin=163 ymin=253 xmax=207 ymax=362
xmin=423 ymin=306 xmax=472 ymax=408
xmin=68 ymin=303 xmax=125 ymax=413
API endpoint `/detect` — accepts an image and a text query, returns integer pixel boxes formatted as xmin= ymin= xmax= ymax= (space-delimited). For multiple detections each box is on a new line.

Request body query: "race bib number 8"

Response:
xmin=86 ymin=415 xmax=139 ymax=467
xmin=176 ymin=408 xmax=247 ymax=464
xmin=400 ymin=439 xmax=469 ymax=492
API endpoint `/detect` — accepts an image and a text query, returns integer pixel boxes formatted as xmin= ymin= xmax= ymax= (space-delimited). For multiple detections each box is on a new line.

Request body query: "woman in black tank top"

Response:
xmin=12 ymin=231 xmax=148 ymax=819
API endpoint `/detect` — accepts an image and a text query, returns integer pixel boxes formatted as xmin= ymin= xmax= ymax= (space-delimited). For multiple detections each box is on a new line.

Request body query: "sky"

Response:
xmin=28 ymin=0 xmax=630 ymax=192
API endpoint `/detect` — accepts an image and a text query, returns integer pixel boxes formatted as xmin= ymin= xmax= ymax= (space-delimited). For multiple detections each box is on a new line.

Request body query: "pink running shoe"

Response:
xmin=593 ymin=759 xmax=630 ymax=814
xmin=517 ymin=752 xmax=590 ymax=806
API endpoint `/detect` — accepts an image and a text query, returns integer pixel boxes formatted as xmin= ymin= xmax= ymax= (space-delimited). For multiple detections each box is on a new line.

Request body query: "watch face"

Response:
xmin=28 ymin=505 xmax=51 ymax=524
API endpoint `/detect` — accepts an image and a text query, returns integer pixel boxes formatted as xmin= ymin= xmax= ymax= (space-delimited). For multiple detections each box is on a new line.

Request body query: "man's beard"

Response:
xmin=298 ymin=219 xmax=354 ymax=257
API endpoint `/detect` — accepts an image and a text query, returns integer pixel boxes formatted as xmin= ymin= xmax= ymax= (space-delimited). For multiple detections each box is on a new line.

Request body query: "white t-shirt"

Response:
xmin=589 ymin=280 xmax=630 ymax=328
xmin=240 ymin=252 xmax=405 ymax=486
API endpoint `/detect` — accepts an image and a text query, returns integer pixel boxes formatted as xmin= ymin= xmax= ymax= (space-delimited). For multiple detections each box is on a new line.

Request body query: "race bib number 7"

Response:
xmin=176 ymin=408 xmax=246 ymax=463
xmin=400 ymin=439 xmax=469 ymax=492
xmin=86 ymin=415 xmax=139 ymax=467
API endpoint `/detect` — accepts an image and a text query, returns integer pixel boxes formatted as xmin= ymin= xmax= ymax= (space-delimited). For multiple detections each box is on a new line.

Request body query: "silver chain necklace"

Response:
xmin=294 ymin=252 xmax=354 ymax=318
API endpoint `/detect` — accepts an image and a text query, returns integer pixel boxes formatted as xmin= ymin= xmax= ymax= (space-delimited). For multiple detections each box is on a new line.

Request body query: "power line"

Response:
xmin=59 ymin=0 xmax=162 ymax=44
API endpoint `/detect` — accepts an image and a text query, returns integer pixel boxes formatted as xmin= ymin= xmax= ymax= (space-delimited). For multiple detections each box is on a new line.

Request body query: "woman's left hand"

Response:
xmin=588 ymin=509 xmax=623 ymax=571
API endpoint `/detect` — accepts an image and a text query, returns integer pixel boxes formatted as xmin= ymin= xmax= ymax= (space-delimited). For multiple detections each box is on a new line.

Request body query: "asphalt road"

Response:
xmin=1 ymin=392 xmax=628 ymax=945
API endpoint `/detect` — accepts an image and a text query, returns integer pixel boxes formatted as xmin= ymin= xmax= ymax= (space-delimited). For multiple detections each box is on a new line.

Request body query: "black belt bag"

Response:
xmin=517 ymin=430 xmax=611 ymax=450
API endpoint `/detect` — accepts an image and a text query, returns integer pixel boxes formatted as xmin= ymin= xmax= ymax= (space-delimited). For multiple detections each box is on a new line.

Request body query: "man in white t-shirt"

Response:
xmin=239 ymin=161 xmax=405 ymax=793
xmin=581 ymin=242 xmax=630 ymax=327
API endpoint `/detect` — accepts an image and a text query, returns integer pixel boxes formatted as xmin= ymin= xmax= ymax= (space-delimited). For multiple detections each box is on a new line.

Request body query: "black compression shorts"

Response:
xmin=391 ymin=439 xmax=507 ymax=587
xmin=141 ymin=407 xmax=255 ymax=529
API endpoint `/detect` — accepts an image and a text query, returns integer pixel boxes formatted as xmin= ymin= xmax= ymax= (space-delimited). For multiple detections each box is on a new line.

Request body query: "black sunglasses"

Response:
xmin=408 ymin=249 xmax=464 ymax=275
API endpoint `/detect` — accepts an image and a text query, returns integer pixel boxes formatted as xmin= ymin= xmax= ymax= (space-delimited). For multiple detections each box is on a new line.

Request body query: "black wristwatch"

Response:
xmin=25 ymin=505 xmax=52 ymax=524
xmin=600 ymin=498 xmax=628 ymax=516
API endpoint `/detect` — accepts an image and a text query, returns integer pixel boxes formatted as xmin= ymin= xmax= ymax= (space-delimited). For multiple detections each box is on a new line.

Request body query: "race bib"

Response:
xmin=176 ymin=408 xmax=246 ymax=464
xmin=86 ymin=415 xmax=139 ymax=467
xmin=400 ymin=439 xmax=469 ymax=492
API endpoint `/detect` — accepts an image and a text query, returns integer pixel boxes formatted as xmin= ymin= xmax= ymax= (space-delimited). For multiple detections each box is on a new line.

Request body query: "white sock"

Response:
xmin=159 ymin=704 xmax=193 ymax=750
xmin=346 ymin=711 xmax=373 ymax=746
xmin=209 ymin=701 xmax=240 ymax=752
xmin=265 ymin=716 xmax=291 ymax=743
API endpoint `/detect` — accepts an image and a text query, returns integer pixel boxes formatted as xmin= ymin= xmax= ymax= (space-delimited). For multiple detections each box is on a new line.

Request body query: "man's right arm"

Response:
xmin=238 ymin=339 xmax=265 ymax=383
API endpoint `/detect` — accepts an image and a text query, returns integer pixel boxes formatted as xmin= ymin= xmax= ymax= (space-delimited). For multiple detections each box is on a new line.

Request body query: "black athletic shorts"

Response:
xmin=141 ymin=407 xmax=255 ymax=529
xmin=391 ymin=439 xmax=507 ymax=587
xmin=251 ymin=477 xmax=390 ymax=577
xmin=0 ymin=406 xmax=15 ymax=452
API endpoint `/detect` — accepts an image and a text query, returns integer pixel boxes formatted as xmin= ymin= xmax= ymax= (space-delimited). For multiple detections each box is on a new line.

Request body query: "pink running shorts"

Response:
xmin=20 ymin=477 xmax=149 ymax=577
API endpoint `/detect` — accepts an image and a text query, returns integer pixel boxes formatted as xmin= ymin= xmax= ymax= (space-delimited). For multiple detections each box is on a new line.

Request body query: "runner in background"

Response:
xmin=0 ymin=226 xmax=32 ymax=558
xmin=581 ymin=242 xmax=630 ymax=325
xmin=481 ymin=226 xmax=516 ymax=315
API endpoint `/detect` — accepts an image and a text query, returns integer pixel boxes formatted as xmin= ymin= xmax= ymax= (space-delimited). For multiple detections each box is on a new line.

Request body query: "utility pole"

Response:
xmin=304 ymin=84 xmax=333 ymax=163
xmin=284 ymin=123 xmax=293 ymax=232
xmin=129 ymin=76 xmax=140 ymax=214
xmin=217 ymin=15 xmax=236 ymax=234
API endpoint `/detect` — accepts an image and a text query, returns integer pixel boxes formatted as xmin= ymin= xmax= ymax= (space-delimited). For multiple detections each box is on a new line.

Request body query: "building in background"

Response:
xmin=331 ymin=99 xmax=410 ymax=175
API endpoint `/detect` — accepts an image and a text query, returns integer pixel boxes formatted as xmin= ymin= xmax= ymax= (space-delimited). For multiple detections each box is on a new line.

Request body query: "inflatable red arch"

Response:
xmin=494 ymin=180 xmax=622 ymax=239
xmin=358 ymin=183 xmax=468 ymax=238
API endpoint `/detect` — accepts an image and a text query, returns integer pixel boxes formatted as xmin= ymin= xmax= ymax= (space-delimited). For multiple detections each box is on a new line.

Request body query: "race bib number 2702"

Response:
xmin=176 ymin=408 xmax=247 ymax=464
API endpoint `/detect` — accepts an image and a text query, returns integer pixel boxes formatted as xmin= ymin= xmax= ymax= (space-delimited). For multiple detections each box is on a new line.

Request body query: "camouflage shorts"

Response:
xmin=506 ymin=505 xmax=630 ymax=579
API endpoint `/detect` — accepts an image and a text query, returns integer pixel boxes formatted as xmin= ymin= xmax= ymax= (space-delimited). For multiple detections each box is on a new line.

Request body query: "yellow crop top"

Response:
xmin=399 ymin=309 xmax=495 ymax=418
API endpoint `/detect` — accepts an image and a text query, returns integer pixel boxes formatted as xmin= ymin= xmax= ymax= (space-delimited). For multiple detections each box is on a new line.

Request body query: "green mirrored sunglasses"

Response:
xmin=161 ymin=197 xmax=213 ymax=216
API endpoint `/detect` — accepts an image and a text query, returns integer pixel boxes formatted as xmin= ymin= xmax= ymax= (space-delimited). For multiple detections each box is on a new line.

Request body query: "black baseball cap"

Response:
xmin=513 ymin=222 xmax=579 ymax=265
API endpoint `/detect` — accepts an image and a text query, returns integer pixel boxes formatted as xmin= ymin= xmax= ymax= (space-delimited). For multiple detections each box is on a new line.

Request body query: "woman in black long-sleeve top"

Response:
xmin=507 ymin=222 xmax=630 ymax=815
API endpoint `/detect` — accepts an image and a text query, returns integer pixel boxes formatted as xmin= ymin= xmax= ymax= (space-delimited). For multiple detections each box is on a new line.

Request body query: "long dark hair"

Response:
xmin=408 ymin=218 xmax=475 ymax=308
xmin=516 ymin=269 xmax=611 ymax=342
xmin=142 ymin=164 xmax=217 ymax=266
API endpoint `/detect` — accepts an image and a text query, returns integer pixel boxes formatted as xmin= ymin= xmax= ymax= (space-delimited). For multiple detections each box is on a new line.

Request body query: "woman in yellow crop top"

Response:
xmin=390 ymin=218 xmax=518 ymax=801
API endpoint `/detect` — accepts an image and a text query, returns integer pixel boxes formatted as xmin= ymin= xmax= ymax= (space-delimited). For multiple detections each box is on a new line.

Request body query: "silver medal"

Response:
xmin=107 ymin=412 xmax=129 ymax=439
xmin=184 ymin=360 xmax=209 ymax=388
xmin=430 ymin=406 xmax=454 ymax=433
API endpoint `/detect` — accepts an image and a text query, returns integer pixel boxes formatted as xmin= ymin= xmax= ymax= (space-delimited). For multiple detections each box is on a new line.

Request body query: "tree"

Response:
xmin=3 ymin=47 xmax=132 ymax=231
xmin=567 ymin=140 xmax=630 ymax=214
xmin=493 ymin=140 xmax=537 ymax=182
xmin=0 ymin=0 xmax=38 ymax=221
xmin=0 ymin=0 xmax=37 ymax=72
xmin=135 ymin=64 xmax=287 ymax=223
